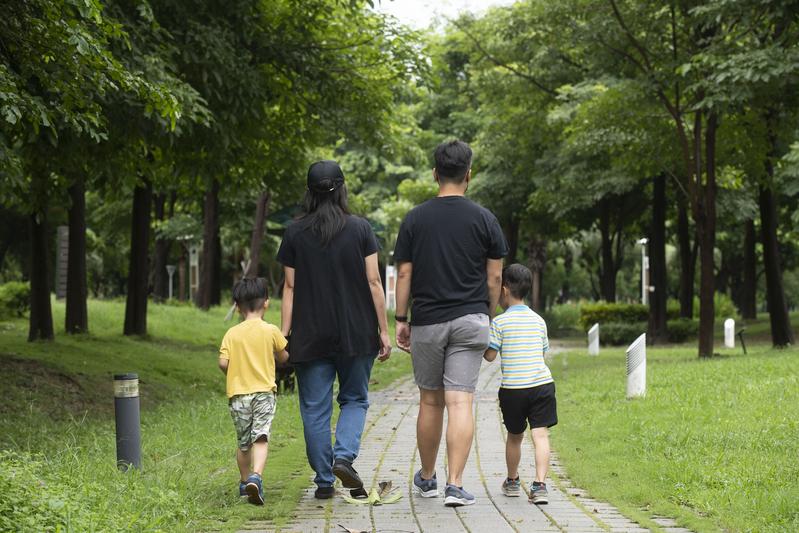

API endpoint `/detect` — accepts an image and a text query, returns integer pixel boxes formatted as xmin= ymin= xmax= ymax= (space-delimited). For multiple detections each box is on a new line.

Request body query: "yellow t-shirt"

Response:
xmin=219 ymin=319 xmax=288 ymax=398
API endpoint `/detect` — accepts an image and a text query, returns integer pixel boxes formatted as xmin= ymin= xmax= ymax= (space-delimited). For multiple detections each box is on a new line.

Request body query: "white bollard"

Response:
xmin=626 ymin=333 xmax=646 ymax=399
xmin=724 ymin=318 xmax=735 ymax=348
xmin=588 ymin=323 xmax=600 ymax=356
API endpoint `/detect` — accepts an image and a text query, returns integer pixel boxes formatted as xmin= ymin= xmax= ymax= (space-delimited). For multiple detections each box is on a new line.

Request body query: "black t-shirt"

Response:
xmin=276 ymin=215 xmax=380 ymax=363
xmin=393 ymin=196 xmax=508 ymax=326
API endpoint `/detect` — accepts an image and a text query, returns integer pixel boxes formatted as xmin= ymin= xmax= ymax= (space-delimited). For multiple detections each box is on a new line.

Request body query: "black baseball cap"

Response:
xmin=307 ymin=160 xmax=345 ymax=193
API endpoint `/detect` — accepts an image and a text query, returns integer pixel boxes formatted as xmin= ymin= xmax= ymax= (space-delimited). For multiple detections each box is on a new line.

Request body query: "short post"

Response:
xmin=166 ymin=265 xmax=176 ymax=300
xmin=588 ymin=323 xmax=600 ymax=356
xmin=724 ymin=318 xmax=735 ymax=348
xmin=626 ymin=333 xmax=646 ymax=399
xmin=114 ymin=373 xmax=141 ymax=470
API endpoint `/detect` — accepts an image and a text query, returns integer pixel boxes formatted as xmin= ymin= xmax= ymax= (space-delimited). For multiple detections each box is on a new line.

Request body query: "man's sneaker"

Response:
xmin=314 ymin=485 xmax=335 ymax=499
xmin=239 ymin=481 xmax=247 ymax=497
xmin=244 ymin=474 xmax=264 ymax=505
xmin=413 ymin=469 xmax=438 ymax=497
xmin=530 ymin=482 xmax=549 ymax=504
xmin=444 ymin=484 xmax=475 ymax=507
xmin=332 ymin=459 xmax=364 ymax=490
xmin=501 ymin=477 xmax=521 ymax=497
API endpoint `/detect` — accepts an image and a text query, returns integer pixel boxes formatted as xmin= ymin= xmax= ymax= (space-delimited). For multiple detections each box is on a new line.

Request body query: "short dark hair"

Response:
xmin=502 ymin=263 xmax=532 ymax=300
xmin=434 ymin=140 xmax=472 ymax=183
xmin=232 ymin=277 xmax=269 ymax=312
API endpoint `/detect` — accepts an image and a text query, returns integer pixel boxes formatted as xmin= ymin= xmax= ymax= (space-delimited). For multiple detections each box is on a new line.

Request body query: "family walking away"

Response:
xmin=217 ymin=140 xmax=557 ymax=509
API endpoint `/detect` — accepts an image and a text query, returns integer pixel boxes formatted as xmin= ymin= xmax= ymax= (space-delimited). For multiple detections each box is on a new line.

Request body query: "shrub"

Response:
xmin=600 ymin=321 xmax=647 ymax=346
xmin=0 ymin=281 xmax=29 ymax=319
xmin=542 ymin=303 xmax=581 ymax=337
xmin=666 ymin=299 xmax=682 ymax=320
xmin=579 ymin=302 xmax=648 ymax=330
xmin=666 ymin=318 xmax=699 ymax=343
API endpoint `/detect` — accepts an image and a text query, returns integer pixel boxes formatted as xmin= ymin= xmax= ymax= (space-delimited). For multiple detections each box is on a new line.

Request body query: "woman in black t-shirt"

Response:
xmin=277 ymin=160 xmax=391 ymax=500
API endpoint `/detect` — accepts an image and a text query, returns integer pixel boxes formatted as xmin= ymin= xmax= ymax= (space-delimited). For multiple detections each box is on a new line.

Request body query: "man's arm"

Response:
xmin=280 ymin=266 xmax=295 ymax=337
xmin=486 ymin=258 xmax=503 ymax=320
xmin=395 ymin=261 xmax=412 ymax=352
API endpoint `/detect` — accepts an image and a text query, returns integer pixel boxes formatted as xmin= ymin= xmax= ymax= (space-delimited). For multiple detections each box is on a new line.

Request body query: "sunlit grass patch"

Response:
xmin=550 ymin=344 xmax=799 ymax=532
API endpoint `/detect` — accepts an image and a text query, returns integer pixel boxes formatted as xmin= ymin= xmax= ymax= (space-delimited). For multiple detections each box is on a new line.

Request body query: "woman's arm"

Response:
xmin=365 ymin=253 xmax=391 ymax=361
xmin=281 ymin=266 xmax=295 ymax=337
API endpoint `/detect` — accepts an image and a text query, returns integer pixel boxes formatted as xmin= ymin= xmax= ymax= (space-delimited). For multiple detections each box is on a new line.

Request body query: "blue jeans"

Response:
xmin=295 ymin=354 xmax=375 ymax=487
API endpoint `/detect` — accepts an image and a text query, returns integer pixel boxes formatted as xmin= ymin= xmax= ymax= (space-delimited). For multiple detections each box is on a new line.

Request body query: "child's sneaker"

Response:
xmin=501 ymin=477 xmax=521 ymax=497
xmin=245 ymin=473 xmax=264 ymax=505
xmin=530 ymin=481 xmax=548 ymax=504
xmin=444 ymin=484 xmax=475 ymax=507
xmin=413 ymin=469 xmax=438 ymax=497
xmin=239 ymin=481 xmax=247 ymax=497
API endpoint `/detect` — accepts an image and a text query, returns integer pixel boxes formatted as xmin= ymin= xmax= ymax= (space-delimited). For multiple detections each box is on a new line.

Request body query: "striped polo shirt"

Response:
xmin=488 ymin=304 xmax=553 ymax=389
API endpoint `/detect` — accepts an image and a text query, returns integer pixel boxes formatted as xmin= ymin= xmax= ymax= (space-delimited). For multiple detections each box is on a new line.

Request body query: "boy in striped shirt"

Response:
xmin=484 ymin=263 xmax=557 ymax=505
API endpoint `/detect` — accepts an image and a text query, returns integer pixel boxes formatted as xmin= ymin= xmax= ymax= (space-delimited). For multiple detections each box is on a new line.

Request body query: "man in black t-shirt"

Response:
xmin=394 ymin=140 xmax=507 ymax=507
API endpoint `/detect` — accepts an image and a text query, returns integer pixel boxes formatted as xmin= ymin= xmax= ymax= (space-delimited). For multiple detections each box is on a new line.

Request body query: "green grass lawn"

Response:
xmin=549 ymin=343 xmax=799 ymax=532
xmin=0 ymin=299 xmax=411 ymax=532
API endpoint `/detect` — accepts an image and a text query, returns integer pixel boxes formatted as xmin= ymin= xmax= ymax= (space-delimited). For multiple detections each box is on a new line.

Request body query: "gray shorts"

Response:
xmin=410 ymin=313 xmax=490 ymax=393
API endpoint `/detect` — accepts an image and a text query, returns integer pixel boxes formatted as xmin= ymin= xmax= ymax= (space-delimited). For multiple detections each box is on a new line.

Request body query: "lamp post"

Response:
xmin=166 ymin=265 xmax=176 ymax=300
xmin=637 ymin=238 xmax=649 ymax=305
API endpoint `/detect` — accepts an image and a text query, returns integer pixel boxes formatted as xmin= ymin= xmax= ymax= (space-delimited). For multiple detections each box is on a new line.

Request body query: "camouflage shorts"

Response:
xmin=228 ymin=392 xmax=276 ymax=450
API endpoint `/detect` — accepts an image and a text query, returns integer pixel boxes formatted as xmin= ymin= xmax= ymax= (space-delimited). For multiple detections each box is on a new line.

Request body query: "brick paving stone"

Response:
xmin=241 ymin=354 xmax=691 ymax=533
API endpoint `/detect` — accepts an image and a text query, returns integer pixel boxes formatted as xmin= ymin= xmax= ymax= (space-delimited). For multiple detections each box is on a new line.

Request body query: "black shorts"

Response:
xmin=498 ymin=382 xmax=557 ymax=434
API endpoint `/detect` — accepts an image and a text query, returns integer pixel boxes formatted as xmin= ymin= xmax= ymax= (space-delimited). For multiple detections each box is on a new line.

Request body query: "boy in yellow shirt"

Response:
xmin=218 ymin=277 xmax=289 ymax=505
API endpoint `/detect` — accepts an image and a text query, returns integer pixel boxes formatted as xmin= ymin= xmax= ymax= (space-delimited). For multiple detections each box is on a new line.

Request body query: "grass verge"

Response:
xmin=549 ymin=343 xmax=799 ymax=532
xmin=0 ymin=299 xmax=411 ymax=532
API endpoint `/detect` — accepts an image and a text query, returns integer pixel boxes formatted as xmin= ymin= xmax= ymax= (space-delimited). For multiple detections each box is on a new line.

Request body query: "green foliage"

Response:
xmin=667 ymin=318 xmax=699 ymax=344
xmin=542 ymin=303 xmax=581 ymax=336
xmin=599 ymin=321 xmax=646 ymax=346
xmin=0 ymin=281 xmax=29 ymax=318
xmin=579 ymin=302 xmax=648 ymax=331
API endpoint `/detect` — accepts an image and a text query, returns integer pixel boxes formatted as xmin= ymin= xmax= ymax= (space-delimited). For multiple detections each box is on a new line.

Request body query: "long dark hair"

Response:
xmin=299 ymin=184 xmax=350 ymax=245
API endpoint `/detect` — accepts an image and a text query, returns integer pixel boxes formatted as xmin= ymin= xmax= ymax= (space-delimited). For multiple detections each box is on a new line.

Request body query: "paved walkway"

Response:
xmin=242 ymin=356 xmax=690 ymax=533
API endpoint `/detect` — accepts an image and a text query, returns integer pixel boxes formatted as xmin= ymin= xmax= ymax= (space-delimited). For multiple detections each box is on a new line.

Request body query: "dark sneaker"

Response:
xmin=314 ymin=485 xmax=335 ymax=499
xmin=332 ymin=459 xmax=363 ymax=490
xmin=530 ymin=482 xmax=549 ymax=505
xmin=349 ymin=487 xmax=369 ymax=499
xmin=245 ymin=474 xmax=264 ymax=505
xmin=239 ymin=481 xmax=247 ymax=497
xmin=413 ymin=469 xmax=438 ymax=498
xmin=444 ymin=484 xmax=475 ymax=507
xmin=501 ymin=477 xmax=521 ymax=497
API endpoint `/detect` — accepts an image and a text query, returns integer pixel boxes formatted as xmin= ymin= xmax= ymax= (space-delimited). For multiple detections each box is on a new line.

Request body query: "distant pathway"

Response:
xmin=242 ymin=355 xmax=691 ymax=533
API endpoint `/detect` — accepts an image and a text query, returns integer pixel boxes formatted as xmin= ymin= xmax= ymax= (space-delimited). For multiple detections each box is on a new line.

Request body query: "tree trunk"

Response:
xmin=124 ymin=182 xmax=152 ymax=336
xmin=28 ymin=212 xmax=54 ymax=341
xmin=677 ymin=199 xmax=696 ymax=318
xmin=648 ymin=174 xmax=668 ymax=344
xmin=560 ymin=244 xmax=573 ymax=303
xmin=759 ymin=185 xmax=795 ymax=346
xmin=502 ymin=217 xmax=520 ymax=264
xmin=152 ymin=193 xmax=170 ymax=302
xmin=695 ymin=112 xmax=717 ymax=358
xmin=198 ymin=179 xmax=221 ymax=310
xmin=178 ymin=249 xmax=187 ymax=301
xmin=740 ymin=219 xmax=757 ymax=320
xmin=527 ymin=237 xmax=546 ymax=311
xmin=598 ymin=202 xmax=616 ymax=302
xmin=65 ymin=176 xmax=88 ymax=334
xmin=244 ymin=190 xmax=271 ymax=278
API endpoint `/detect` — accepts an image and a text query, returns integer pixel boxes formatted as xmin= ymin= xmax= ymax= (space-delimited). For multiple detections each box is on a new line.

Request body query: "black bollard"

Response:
xmin=114 ymin=373 xmax=141 ymax=471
